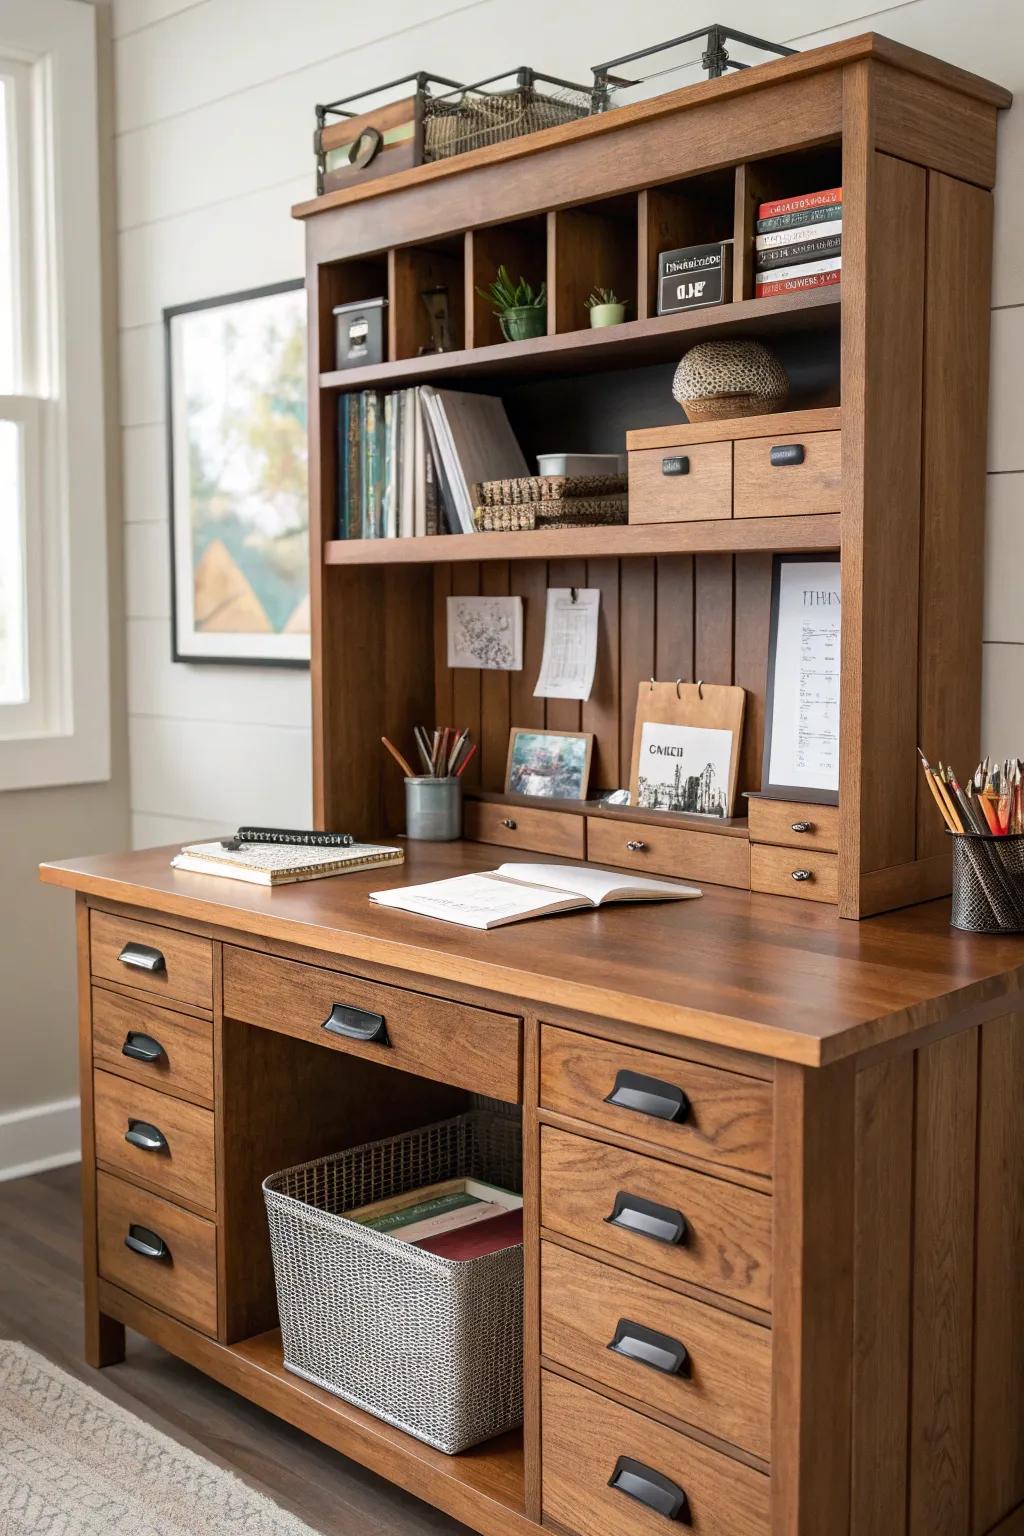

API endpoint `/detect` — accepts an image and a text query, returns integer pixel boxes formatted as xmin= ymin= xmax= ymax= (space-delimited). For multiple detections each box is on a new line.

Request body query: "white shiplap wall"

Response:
xmin=111 ymin=0 xmax=1024 ymax=843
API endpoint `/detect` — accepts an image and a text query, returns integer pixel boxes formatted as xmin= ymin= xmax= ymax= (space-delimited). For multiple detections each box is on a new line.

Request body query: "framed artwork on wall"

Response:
xmin=164 ymin=279 xmax=309 ymax=665
xmin=761 ymin=554 xmax=841 ymax=803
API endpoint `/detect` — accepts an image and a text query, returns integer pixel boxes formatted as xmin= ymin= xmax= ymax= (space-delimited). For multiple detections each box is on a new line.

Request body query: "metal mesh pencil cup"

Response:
xmin=950 ymin=831 xmax=1024 ymax=933
xmin=262 ymin=1111 xmax=523 ymax=1454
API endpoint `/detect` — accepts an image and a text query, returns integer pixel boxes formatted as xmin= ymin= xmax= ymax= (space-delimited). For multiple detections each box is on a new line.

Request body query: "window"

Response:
xmin=0 ymin=0 xmax=110 ymax=790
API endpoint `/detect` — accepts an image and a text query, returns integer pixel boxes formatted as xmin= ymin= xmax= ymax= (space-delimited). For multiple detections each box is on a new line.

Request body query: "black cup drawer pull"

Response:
xmin=608 ymin=1318 xmax=691 ymax=1378
xmin=608 ymin=1456 xmax=692 ymax=1523
xmin=769 ymin=443 xmax=805 ymax=467
xmin=124 ymin=1119 xmax=169 ymax=1153
xmin=604 ymin=1069 xmax=691 ymax=1125
xmin=606 ymin=1191 xmax=688 ymax=1247
xmin=322 ymin=1002 xmax=390 ymax=1046
xmin=121 ymin=1031 xmax=165 ymax=1064
xmin=117 ymin=941 xmax=166 ymax=974
xmin=124 ymin=1224 xmax=169 ymax=1261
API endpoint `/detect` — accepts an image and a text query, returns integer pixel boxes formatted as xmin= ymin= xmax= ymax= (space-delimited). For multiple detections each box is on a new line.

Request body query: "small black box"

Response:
xmin=333 ymin=296 xmax=388 ymax=369
xmin=657 ymin=242 xmax=733 ymax=315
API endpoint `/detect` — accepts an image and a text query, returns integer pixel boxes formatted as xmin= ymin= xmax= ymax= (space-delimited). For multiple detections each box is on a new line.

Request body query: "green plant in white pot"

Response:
xmin=476 ymin=265 xmax=547 ymax=342
xmin=586 ymin=287 xmax=627 ymax=328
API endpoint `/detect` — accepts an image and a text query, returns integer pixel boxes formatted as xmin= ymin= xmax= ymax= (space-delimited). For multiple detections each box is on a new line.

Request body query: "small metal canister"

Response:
xmin=404 ymin=776 xmax=462 ymax=841
xmin=333 ymin=296 xmax=388 ymax=368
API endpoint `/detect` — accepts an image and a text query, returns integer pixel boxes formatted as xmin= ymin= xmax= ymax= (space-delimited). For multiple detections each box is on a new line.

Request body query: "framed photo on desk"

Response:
xmin=762 ymin=555 xmax=841 ymax=804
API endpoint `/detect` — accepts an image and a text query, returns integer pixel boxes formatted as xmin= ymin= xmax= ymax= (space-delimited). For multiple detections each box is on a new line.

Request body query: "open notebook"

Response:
xmin=369 ymin=862 xmax=701 ymax=929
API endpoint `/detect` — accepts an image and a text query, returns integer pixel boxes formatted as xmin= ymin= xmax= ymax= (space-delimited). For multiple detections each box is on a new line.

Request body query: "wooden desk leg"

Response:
xmin=76 ymin=895 xmax=125 ymax=1368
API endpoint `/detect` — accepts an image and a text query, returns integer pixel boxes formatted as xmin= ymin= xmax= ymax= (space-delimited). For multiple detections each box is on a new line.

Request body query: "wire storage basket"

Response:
xmin=422 ymin=68 xmax=592 ymax=161
xmin=262 ymin=1110 xmax=523 ymax=1454
xmin=950 ymin=831 xmax=1024 ymax=933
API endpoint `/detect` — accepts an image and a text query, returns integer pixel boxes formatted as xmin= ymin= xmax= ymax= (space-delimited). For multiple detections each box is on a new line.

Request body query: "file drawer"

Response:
xmin=464 ymin=799 xmax=585 ymax=858
xmin=541 ymin=1127 xmax=772 ymax=1311
xmin=542 ymin=1372 xmax=770 ymax=1536
xmin=748 ymin=797 xmax=839 ymax=853
xmin=222 ymin=946 xmax=521 ymax=1102
xmin=540 ymin=1025 xmax=772 ymax=1176
xmin=90 ymin=909 xmax=213 ymax=1011
xmin=751 ymin=844 xmax=838 ymax=904
xmin=93 ymin=1070 xmax=216 ymax=1211
xmin=97 ymin=1170 xmax=217 ymax=1336
xmin=628 ymin=440 xmax=732 ymax=524
xmin=733 ymin=428 xmax=841 ymax=517
xmin=586 ymin=817 xmax=749 ymax=889
xmin=92 ymin=988 xmax=214 ymax=1106
xmin=541 ymin=1242 xmax=771 ymax=1459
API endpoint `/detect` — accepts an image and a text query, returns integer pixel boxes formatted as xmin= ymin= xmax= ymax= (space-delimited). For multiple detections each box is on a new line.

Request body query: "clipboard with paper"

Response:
xmin=629 ymin=681 xmax=746 ymax=820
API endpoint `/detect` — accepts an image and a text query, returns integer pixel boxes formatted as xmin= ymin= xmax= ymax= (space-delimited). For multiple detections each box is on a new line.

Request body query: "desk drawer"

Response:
xmin=93 ymin=1070 xmax=216 ymax=1211
xmin=748 ymin=797 xmax=839 ymax=853
xmin=222 ymin=947 xmax=521 ymax=1103
xmin=97 ymin=1170 xmax=217 ymax=1336
xmin=542 ymin=1372 xmax=769 ymax=1536
xmin=750 ymin=844 xmax=838 ymax=904
xmin=628 ymin=441 xmax=732 ymax=524
xmin=733 ymin=429 xmax=841 ymax=517
xmin=541 ymin=1128 xmax=771 ymax=1311
xmin=586 ymin=818 xmax=749 ymax=889
xmin=542 ymin=1243 xmax=771 ymax=1460
xmin=90 ymin=910 xmax=212 ymax=1011
xmin=540 ymin=1026 xmax=772 ymax=1176
xmin=464 ymin=800 xmax=585 ymax=858
xmin=92 ymin=988 xmax=214 ymax=1106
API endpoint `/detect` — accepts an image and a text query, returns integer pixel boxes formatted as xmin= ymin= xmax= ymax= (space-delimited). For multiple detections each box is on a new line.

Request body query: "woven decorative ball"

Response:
xmin=672 ymin=339 xmax=789 ymax=421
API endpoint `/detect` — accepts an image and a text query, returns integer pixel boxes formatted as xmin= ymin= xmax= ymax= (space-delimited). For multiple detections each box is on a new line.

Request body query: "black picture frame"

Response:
xmin=164 ymin=278 xmax=308 ymax=668
xmin=759 ymin=552 xmax=841 ymax=806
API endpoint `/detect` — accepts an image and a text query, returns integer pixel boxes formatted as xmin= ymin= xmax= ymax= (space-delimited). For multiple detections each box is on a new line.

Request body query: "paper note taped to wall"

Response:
xmin=534 ymin=588 xmax=600 ymax=702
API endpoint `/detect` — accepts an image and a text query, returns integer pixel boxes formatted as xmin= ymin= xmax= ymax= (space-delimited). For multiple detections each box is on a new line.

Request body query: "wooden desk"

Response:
xmin=41 ymin=842 xmax=1024 ymax=1536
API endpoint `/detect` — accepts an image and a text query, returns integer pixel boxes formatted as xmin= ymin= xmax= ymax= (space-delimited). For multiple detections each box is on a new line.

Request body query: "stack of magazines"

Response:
xmin=348 ymin=1175 xmax=523 ymax=1259
xmin=474 ymin=471 xmax=628 ymax=532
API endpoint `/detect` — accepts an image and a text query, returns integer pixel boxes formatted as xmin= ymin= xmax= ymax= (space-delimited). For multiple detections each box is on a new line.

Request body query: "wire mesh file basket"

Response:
xmin=950 ymin=831 xmax=1024 ymax=933
xmin=262 ymin=1110 xmax=523 ymax=1454
xmin=423 ymin=68 xmax=592 ymax=161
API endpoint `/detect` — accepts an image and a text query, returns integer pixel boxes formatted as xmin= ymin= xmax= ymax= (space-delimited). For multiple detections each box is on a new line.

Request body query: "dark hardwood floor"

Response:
xmin=0 ymin=1164 xmax=468 ymax=1535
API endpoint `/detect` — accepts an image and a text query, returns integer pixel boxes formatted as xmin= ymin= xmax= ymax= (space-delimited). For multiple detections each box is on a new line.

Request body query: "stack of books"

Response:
xmin=753 ymin=186 xmax=842 ymax=298
xmin=336 ymin=385 xmax=527 ymax=540
xmin=348 ymin=1176 xmax=523 ymax=1260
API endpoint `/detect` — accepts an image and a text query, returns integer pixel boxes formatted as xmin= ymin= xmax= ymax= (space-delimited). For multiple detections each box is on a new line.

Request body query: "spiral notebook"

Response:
xmin=171 ymin=840 xmax=404 ymax=887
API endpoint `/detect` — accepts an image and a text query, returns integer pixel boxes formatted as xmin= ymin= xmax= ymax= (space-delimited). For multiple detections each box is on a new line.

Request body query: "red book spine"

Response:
xmin=757 ymin=186 xmax=843 ymax=220
xmin=755 ymin=269 xmax=841 ymax=300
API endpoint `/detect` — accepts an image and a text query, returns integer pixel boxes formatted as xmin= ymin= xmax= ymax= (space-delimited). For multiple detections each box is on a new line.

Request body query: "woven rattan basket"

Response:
xmin=263 ymin=1111 xmax=523 ymax=1454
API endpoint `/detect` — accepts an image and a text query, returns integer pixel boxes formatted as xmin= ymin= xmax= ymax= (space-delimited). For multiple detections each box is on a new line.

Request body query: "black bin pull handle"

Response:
xmin=124 ymin=1119 xmax=169 ymax=1153
xmin=769 ymin=443 xmax=806 ymax=467
xmin=605 ymin=1069 xmax=691 ymax=1125
xmin=125 ymin=1224 xmax=169 ymax=1261
xmin=606 ymin=1191 xmax=688 ymax=1247
xmin=122 ymin=1031 xmax=165 ymax=1064
xmin=608 ymin=1318 xmax=691 ymax=1378
xmin=608 ymin=1456 xmax=692 ymax=1524
xmin=661 ymin=455 xmax=689 ymax=476
xmin=117 ymin=941 xmax=166 ymax=974
xmin=322 ymin=1002 xmax=390 ymax=1047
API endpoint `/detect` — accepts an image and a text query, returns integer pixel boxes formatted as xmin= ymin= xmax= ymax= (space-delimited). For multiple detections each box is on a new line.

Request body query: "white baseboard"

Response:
xmin=0 ymin=1096 xmax=81 ymax=1183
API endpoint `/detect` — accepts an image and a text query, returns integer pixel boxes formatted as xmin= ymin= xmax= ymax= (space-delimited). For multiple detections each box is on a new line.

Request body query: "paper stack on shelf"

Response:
xmin=754 ymin=186 xmax=842 ymax=298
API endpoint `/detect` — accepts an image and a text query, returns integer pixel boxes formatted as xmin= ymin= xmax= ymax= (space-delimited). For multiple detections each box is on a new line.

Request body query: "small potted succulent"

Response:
xmin=476 ymin=265 xmax=547 ymax=342
xmin=585 ymin=287 xmax=627 ymax=328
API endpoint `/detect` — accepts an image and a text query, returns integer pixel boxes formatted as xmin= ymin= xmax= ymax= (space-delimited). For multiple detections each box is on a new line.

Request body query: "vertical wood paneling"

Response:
xmin=654 ymin=555 xmax=694 ymax=681
xmin=433 ymin=564 xmax=454 ymax=728
xmin=381 ymin=567 xmax=436 ymax=832
xmin=480 ymin=562 xmax=511 ymax=790
xmin=851 ymin=1056 xmax=914 ymax=1536
xmin=909 ymin=1029 xmax=979 ymax=1536
xmin=618 ymin=558 xmax=656 ymax=784
xmin=972 ymin=1012 xmax=1024 ymax=1535
xmin=582 ymin=557 xmax=621 ymax=790
xmin=450 ymin=563 xmax=482 ymax=789
xmin=545 ymin=559 xmax=586 ymax=734
xmin=734 ymin=553 xmax=775 ymax=798
xmin=510 ymin=561 xmax=547 ymax=732
xmin=694 ymin=554 xmax=734 ymax=683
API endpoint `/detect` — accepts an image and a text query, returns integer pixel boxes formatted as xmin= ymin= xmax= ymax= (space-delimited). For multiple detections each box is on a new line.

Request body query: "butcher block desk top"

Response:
xmin=41 ymin=841 xmax=1024 ymax=1068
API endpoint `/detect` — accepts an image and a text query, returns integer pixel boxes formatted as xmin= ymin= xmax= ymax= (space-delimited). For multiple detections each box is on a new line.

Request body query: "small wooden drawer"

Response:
xmin=93 ymin=1070 xmax=216 ymax=1211
xmin=90 ymin=909 xmax=212 ymax=1012
xmin=748 ymin=797 xmax=839 ymax=853
xmin=541 ymin=1243 xmax=771 ymax=1458
xmin=542 ymin=1372 xmax=770 ymax=1536
xmin=751 ymin=844 xmax=838 ymax=904
xmin=586 ymin=817 xmax=749 ymax=890
xmin=97 ymin=1169 xmax=217 ymax=1336
xmin=92 ymin=988 xmax=214 ymax=1106
xmin=222 ymin=946 xmax=521 ymax=1102
xmin=628 ymin=441 xmax=732 ymax=525
xmin=733 ymin=429 xmax=841 ymax=518
xmin=464 ymin=800 xmax=585 ymax=858
xmin=541 ymin=1127 xmax=772 ymax=1311
xmin=540 ymin=1026 xmax=772 ymax=1176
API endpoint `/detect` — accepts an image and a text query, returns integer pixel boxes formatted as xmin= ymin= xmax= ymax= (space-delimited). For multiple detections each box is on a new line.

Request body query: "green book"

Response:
xmin=358 ymin=1191 xmax=478 ymax=1233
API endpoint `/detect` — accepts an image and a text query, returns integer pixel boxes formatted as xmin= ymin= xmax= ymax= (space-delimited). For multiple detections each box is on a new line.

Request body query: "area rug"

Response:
xmin=0 ymin=1341 xmax=319 ymax=1535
